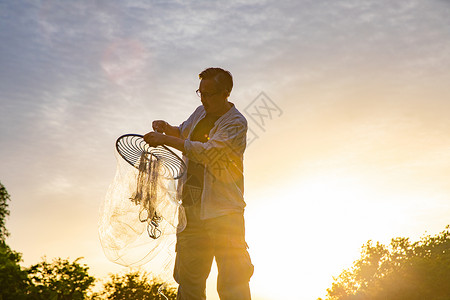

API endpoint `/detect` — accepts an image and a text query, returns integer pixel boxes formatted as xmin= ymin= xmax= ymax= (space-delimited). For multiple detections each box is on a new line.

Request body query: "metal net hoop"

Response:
xmin=115 ymin=134 xmax=186 ymax=180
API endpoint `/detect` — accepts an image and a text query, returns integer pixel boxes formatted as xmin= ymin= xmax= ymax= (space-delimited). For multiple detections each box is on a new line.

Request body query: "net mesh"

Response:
xmin=99 ymin=141 xmax=186 ymax=270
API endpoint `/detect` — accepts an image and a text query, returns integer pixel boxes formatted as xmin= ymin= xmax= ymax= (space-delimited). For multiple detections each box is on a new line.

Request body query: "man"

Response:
xmin=144 ymin=67 xmax=254 ymax=300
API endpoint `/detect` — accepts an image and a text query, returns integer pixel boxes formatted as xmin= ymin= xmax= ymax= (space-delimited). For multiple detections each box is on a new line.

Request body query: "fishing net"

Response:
xmin=99 ymin=134 xmax=187 ymax=269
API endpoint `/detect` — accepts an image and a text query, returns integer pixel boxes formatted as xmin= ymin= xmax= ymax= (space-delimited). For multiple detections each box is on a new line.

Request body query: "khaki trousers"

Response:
xmin=174 ymin=203 xmax=254 ymax=300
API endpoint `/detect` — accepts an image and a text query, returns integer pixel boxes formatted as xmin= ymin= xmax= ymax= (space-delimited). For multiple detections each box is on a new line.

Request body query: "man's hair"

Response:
xmin=199 ymin=67 xmax=233 ymax=95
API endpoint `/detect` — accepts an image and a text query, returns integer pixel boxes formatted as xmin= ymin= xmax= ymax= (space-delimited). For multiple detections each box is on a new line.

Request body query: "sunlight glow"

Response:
xmin=245 ymin=172 xmax=426 ymax=300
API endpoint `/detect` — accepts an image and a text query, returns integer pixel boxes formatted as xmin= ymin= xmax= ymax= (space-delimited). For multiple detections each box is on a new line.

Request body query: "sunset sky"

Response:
xmin=1 ymin=1 xmax=450 ymax=299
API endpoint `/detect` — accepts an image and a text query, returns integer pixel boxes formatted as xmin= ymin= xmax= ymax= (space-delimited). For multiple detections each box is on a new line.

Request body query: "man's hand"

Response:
xmin=152 ymin=120 xmax=168 ymax=133
xmin=143 ymin=131 xmax=166 ymax=147
xmin=151 ymin=120 xmax=181 ymax=138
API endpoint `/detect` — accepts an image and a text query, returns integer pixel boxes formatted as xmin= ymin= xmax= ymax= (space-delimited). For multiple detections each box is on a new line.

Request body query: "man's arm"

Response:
xmin=143 ymin=131 xmax=185 ymax=152
xmin=183 ymin=121 xmax=247 ymax=165
xmin=164 ymin=135 xmax=185 ymax=152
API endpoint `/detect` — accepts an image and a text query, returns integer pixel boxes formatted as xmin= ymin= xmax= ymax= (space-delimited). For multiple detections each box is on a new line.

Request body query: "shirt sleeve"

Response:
xmin=184 ymin=115 xmax=247 ymax=166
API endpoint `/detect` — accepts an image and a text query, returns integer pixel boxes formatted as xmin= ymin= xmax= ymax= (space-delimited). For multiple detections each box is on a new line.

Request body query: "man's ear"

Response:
xmin=223 ymin=89 xmax=230 ymax=98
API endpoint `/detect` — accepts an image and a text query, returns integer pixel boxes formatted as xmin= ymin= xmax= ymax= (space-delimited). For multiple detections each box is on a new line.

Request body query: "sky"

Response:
xmin=1 ymin=0 xmax=450 ymax=299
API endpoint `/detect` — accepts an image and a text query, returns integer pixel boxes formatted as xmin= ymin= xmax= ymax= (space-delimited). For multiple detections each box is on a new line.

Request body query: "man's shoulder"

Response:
xmin=186 ymin=105 xmax=206 ymax=122
xmin=227 ymin=104 xmax=247 ymax=126
xmin=193 ymin=105 xmax=206 ymax=115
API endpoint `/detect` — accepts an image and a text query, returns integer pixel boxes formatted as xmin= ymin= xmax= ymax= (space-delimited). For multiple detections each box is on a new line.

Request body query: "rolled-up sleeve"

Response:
xmin=184 ymin=118 xmax=247 ymax=166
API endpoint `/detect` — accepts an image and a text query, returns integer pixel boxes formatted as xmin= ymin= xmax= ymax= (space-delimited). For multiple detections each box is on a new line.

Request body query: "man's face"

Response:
xmin=198 ymin=79 xmax=227 ymax=115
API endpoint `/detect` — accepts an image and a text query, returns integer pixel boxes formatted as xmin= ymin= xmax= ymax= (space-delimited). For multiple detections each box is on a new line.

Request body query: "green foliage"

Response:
xmin=0 ymin=181 xmax=11 ymax=241
xmin=0 ymin=241 xmax=29 ymax=300
xmin=92 ymin=270 xmax=177 ymax=300
xmin=26 ymin=257 xmax=95 ymax=300
xmin=0 ymin=182 xmax=28 ymax=300
xmin=325 ymin=226 xmax=450 ymax=300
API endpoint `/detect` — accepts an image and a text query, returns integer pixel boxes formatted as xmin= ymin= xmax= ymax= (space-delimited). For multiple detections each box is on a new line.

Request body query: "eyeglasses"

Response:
xmin=196 ymin=89 xmax=221 ymax=98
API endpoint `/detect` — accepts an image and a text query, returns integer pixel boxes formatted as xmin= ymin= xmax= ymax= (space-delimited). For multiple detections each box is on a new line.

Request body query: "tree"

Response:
xmin=27 ymin=257 xmax=95 ymax=300
xmin=0 ymin=181 xmax=11 ymax=241
xmin=0 ymin=241 xmax=29 ymax=300
xmin=0 ymin=182 xmax=29 ymax=300
xmin=325 ymin=226 xmax=450 ymax=300
xmin=93 ymin=270 xmax=177 ymax=300
xmin=0 ymin=183 xmax=97 ymax=300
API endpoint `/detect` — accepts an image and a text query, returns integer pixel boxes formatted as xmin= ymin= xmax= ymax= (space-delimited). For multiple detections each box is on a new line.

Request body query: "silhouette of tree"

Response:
xmin=27 ymin=257 xmax=95 ymax=300
xmin=0 ymin=182 xmax=29 ymax=300
xmin=325 ymin=226 xmax=450 ymax=300
xmin=0 ymin=181 xmax=11 ymax=241
xmin=92 ymin=270 xmax=176 ymax=300
xmin=0 ymin=240 xmax=29 ymax=300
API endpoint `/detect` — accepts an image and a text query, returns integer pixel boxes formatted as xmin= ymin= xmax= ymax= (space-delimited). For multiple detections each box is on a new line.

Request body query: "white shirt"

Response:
xmin=178 ymin=104 xmax=248 ymax=219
